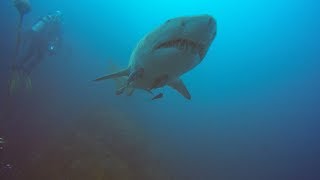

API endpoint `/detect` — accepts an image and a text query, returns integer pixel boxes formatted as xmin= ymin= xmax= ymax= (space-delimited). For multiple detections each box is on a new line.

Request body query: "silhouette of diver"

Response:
xmin=9 ymin=10 xmax=63 ymax=93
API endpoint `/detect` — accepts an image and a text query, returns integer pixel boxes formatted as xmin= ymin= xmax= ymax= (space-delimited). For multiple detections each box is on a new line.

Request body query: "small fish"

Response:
xmin=152 ymin=93 xmax=163 ymax=100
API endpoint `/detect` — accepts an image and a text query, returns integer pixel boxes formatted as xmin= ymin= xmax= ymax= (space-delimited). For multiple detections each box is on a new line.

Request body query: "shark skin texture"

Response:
xmin=94 ymin=14 xmax=217 ymax=100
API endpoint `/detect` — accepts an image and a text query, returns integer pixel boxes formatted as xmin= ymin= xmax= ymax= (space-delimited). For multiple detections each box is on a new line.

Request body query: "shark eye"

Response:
xmin=166 ymin=19 xmax=171 ymax=23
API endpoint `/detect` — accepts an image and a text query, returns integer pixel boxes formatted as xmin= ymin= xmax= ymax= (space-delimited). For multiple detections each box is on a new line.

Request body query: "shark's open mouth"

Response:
xmin=155 ymin=39 xmax=206 ymax=59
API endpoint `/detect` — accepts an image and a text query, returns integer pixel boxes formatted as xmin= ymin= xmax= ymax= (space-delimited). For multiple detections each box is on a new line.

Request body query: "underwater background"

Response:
xmin=0 ymin=0 xmax=320 ymax=179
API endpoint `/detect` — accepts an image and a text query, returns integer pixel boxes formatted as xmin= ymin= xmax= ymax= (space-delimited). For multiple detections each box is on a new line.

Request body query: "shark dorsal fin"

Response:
xmin=168 ymin=78 xmax=191 ymax=100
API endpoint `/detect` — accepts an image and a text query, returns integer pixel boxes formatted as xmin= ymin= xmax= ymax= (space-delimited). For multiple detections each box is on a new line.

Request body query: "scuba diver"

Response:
xmin=9 ymin=10 xmax=63 ymax=94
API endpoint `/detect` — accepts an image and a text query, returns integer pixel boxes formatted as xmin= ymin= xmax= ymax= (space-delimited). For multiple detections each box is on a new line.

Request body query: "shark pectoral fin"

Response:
xmin=105 ymin=60 xmax=130 ymax=92
xmin=114 ymin=77 xmax=127 ymax=90
xmin=94 ymin=68 xmax=129 ymax=82
xmin=168 ymin=78 xmax=191 ymax=100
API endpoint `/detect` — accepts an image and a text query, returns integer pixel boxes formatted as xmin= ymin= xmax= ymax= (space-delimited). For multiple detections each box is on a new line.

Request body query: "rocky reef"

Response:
xmin=9 ymin=106 xmax=168 ymax=180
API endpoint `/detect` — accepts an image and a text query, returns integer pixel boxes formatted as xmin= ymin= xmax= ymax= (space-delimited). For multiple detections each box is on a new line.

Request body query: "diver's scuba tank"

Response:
xmin=32 ymin=15 xmax=51 ymax=32
xmin=32 ymin=10 xmax=63 ymax=32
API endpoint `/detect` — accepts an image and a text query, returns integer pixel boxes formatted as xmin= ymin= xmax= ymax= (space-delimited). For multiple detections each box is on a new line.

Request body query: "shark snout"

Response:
xmin=206 ymin=15 xmax=216 ymax=29
xmin=208 ymin=16 xmax=216 ymax=27
xmin=195 ymin=15 xmax=216 ymax=36
xmin=206 ymin=16 xmax=217 ymax=40
xmin=196 ymin=15 xmax=216 ymax=26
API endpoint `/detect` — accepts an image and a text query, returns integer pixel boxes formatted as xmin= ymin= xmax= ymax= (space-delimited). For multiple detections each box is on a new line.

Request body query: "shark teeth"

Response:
xmin=155 ymin=39 xmax=205 ymax=59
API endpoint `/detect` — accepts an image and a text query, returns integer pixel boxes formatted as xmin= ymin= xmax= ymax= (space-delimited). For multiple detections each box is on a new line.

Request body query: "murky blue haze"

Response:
xmin=0 ymin=0 xmax=320 ymax=179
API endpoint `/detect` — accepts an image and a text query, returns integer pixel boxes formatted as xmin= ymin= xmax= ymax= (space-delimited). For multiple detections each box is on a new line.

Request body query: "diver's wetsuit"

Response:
xmin=15 ymin=13 xmax=62 ymax=75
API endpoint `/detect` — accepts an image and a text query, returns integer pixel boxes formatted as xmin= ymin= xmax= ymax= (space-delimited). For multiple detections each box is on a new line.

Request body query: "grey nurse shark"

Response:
xmin=94 ymin=14 xmax=217 ymax=100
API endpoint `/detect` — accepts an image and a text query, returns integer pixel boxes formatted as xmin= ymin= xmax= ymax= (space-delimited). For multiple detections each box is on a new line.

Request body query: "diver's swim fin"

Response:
xmin=25 ymin=75 xmax=32 ymax=90
xmin=8 ymin=69 xmax=32 ymax=95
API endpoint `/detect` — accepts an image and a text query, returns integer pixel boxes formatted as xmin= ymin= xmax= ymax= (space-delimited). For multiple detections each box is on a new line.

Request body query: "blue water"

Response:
xmin=1 ymin=0 xmax=320 ymax=179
